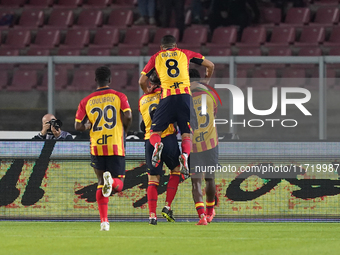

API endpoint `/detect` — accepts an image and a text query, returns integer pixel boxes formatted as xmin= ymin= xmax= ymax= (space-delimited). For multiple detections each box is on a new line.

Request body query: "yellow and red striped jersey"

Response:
xmin=138 ymin=88 xmax=176 ymax=140
xmin=192 ymin=90 xmax=218 ymax=153
xmin=75 ymin=87 xmax=131 ymax=156
xmin=141 ymin=48 xmax=205 ymax=99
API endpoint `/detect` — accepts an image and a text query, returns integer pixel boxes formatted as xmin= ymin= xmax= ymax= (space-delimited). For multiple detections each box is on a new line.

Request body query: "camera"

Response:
xmin=47 ymin=119 xmax=63 ymax=133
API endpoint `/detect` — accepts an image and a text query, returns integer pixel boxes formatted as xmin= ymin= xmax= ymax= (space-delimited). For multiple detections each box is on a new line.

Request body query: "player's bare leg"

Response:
xmin=179 ymin=133 xmax=191 ymax=177
xmin=150 ymin=131 xmax=163 ymax=167
xmin=162 ymin=166 xmax=181 ymax=222
xmin=148 ymin=174 xmax=160 ymax=225
xmin=191 ymin=175 xmax=207 ymax=225
xmin=205 ymin=176 xmax=216 ymax=223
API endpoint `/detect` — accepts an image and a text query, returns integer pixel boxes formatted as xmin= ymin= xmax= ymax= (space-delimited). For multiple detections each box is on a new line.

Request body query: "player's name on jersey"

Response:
xmin=140 ymin=94 xmax=160 ymax=105
xmin=161 ymin=52 xmax=178 ymax=58
xmin=88 ymin=96 xmax=116 ymax=106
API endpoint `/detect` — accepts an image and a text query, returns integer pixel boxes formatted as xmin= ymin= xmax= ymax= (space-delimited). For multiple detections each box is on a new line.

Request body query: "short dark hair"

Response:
xmin=95 ymin=66 xmax=111 ymax=86
xmin=149 ymin=71 xmax=161 ymax=86
xmin=161 ymin=35 xmax=176 ymax=48
xmin=189 ymin=69 xmax=201 ymax=80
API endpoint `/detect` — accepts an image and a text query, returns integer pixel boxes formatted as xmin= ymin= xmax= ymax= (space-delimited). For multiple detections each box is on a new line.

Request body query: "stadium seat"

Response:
xmin=0 ymin=49 xmax=18 ymax=69
xmin=74 ymin=9 xmax=103 ymax=28
xmin=8 ymin=69 xmax=38 ymax=91
xmin=307 ymin=68 xmax=336 ymax=90
xmin=280 ymin=8 xmax=310 ymax=27
xmin=26 ymin=0 xmax=53 ymax=7
xmin=262 ymin=47 xmax=292 ymax=68
xmin=177 ymin=27 xmax=208 ymax=48
xmin=30 ymin=29 xmax=60 ymax=49
xmin=16 ymin=9 xmax=44 ymax=28
xmin=314 ymin=0 xmax=339 ymax=6
xmin=206 ymin=26 xmax=237 ymax=48
xmin=125 ymin=70 xmax=139 ymax=91
xmin=235 ymin=69 xmax=248 ymax=88
xmin=20 ymin=48 xmax=49 ymax=69
xmin=68 ymin=68 xmax=96 ymax=91
xmin=0 ymin=9 xmax=15 ymax=30
xmin=83 ymin=0 xmax=111 ymax=8
xmin=0 ymin=70 xmax=8 ymax=89
xmin=294 ymin=27 xmax=325 ymax=46
xmin=238 ymin=47 xmax=262 ymax=69
xmin=88 ymin=28 xmax=119 ymax=49
xmin=39 ymin=67 xmax=68 ymax=91
xmin=0 ymin=0 xmax=25 ymax=6
xmin=112 ymin=0 xmax=137 ymax=7
xmin=59 ymin=29 xmax=90 ymax=49
xmin=116 ymin=48 xmax=140 ymax=69
xmin=280 ymin=69 xmax=306 ymax=87
xmin=55 ymin=0 xmax=83 ymax=7
xmin=324 ymin=27 xmax=340 ymax=47
xmin=119 ymin=27 xmax=149 ymax=48
xmin=311 ymin=7 xmax=339 ymax=26
xmin=260 ymin=7 xmax=282 ymax=27
xmin=46 ymin=9 xmax=73 ymax=28
xmin=87 ymin=48 xmax=111 ymax=56
xmin=149 ymin=28 xmax=180 ymax=47
xmin=265 ymin=27 xmax=295 ymax=47
xmin=1 ymin=28 xmax=31 ymax=49
xmin=207 ymin=47 xmax=231 ymax=56
xmin=235 ymin=26 xmax=266 ymax=47
xmin=291 ymin=47 xmax=322 ymax=68
xmin=57 ymin=49 xmax=81 ymax=55
xmin=105 ymin=9 xmax=133 ymax=28
xmin=251 ymin=69 xmax=277 ymax=90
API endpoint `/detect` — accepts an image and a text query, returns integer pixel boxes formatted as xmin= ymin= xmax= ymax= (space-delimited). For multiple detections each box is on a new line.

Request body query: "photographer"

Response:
xmin=33 ymin=114 xmax=73 ymax=140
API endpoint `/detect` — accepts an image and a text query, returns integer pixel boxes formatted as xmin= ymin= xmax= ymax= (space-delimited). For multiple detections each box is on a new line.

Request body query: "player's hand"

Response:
xmin=84 ymin=120 xmax=92 ymax=131
xmin=41 ymin=121 xmax=50 ymax=136
xmin=51 ymin=125 xmax=61 ymax=138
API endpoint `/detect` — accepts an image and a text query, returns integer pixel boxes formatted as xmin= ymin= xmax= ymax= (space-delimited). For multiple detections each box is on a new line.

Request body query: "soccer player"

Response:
xmin=139 ymin=35 xmax=214 ymax=178
xmin=75 ymin=66 xmax=132 ymax=231
xmin=139 ymin=71 xmax=181 ymax=225
xmin=189 ymin=69 xmax=218 ymax=225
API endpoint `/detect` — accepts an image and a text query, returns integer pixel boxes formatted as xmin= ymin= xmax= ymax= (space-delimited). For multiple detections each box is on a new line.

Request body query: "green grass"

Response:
xmin=1 ymin=222 xmax=340 ymax=255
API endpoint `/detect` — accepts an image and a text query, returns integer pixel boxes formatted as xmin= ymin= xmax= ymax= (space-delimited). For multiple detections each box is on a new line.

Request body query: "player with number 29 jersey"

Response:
xmin=75 ymin=88 xmax=131 ymax=156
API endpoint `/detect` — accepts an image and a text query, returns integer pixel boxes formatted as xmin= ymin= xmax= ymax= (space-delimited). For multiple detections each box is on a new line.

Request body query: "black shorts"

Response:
xmin=151 ymin=94 xmax=198 ymax=134
xmin=145 ymin=134 xmax=181 ymax=176
xmin=91 ymin=155 xmax=125 ymax=178
xmin=189 ymin=145 xmax=218 ymax=178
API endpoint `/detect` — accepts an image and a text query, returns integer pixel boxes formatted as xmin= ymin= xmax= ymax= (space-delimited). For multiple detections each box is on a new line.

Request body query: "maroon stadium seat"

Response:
xmin=324 ymin=27 xmax=340 ymax=47
xmin=105 ymin=9 xmax=133 ymax=28
xmin=307 ymin=68 xmax=337 ymax=90
xmin=74 ymin=9 xmax=103 ymax=28
xmin=39 ymin=67 xmax=68 ymax=91
xmin=26 ymin=48 xmax=50 ymax=55
xmin=88 ymin=28 xmax=119 ymax=48
xmin=26 ymin=0 xmax=53 ymax=7
xmin=46 ymin=9 xmax=74 ymax=28
xmin=83 ymin=0 xmax=111 ymax=7
xmin=265 ymin=27 xmax=295 ymax=47
xmin=0 ymin=70 xmax=8 ymax=90
xmin=295 ymin=27 xmax=325 ymax=46
xmin=262 ymin=47 xmax=292 ymax=68
xmin=280 ymin=69 xmax=306 ymax=87
xmin=206 ymin=26 xmax=237 ymax=48
xmin=55 ymin=0 xmax=83 ymax=7
xmin=87 ymin=48 xmax=111 ymax=56
xmin=1 ymin=28 xmax=31 ymax=49
xmin=16 ymin=9 xmax=44 ymax=28
xmin=0 ymin=49 xmax=18 ymax=70
xmin=280 ymin=8 xmax=310 ymax=27
xmin=115 ymin=48 xmax=140 ymax=69
xmin=0 ymin=0 xmax=25 ymax=6
xmin=235 ymin=69 xmax=248 ymax=88
xmin=148 ymin=28 xmax=179 ymax=53
xmin=291 ymin=47 xmax=322 ymax=68
xmin=311 ymin=7 xmax=339 ymax=26
xmin=238 ymin=47 xmax=262 ymax=69
xmin=235 ymin=26 xmax=266 ymax=47
xmin=177 ymin=27 xmax=208 ymax=48
xmin=251 ymin=69 xmax=277 ymax=90
xmin=207 ymin=47 xmax=231 ymax=56
xmin=8 ymin=69 xmax=38 ymax=91
xmin=260 ymin=7 xmax=281 ymax=27
xmin=68 ymin=68 xmax=96 ymax=91
xmin=30 ymin=29 xmax=60 ymax=49
xmin=57 ymin=49 xmax=81 ymax=56
xmin=112 ymin=0 xmax=136 ymax=7
xmin=59 ymin=29 xmax=90 ymax=49
xmin=119 ymin=27 xmax=149 ymax=48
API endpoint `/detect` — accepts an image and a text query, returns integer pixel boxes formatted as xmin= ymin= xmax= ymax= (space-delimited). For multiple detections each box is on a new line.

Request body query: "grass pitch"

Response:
xmin=1 ymin=221 xmax=340 ymax=255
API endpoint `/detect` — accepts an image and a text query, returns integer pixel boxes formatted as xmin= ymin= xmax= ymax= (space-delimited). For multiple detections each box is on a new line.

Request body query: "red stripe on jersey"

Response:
xmin=193 ymin=143 xmax=197 ymax=153
xmin=175 ymin=88 xmax=180 ymax=95
xmin=93 ymin=146 xmax=98 ymax=156
xmin=102 ymin=145 xmax=108 ymax=156
xmin=167 ymin=89 xmax=171 ymax=97
xmin=201 ymin=141 xmax=207 ymax=151
xmin=184 ymin=87 xmax=189 ymax=94
xmin=210 ymin=138 xmax=215 ymax=148
xmin=113 ymin=145 xmax=118 ymax=155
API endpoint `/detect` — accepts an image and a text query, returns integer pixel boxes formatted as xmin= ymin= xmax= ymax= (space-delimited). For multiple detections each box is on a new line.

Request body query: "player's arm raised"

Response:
xmin=139 ymin=74 xmax=149 ymax=94
xmin=201 ymin=58 xmax=215 ymax=80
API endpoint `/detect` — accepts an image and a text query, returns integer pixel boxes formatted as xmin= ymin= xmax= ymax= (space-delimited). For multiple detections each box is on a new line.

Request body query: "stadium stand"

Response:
xmin=265 ymin=27 xmax=295 ymax=47
xmin=260 ymin=7 xmax=281 ymax=27
xmin=83 ymin=0 xmax=111 ymax=8
xmin=119 ymin=27 xmax=149 ymax=49
xmin=251 ymin=68 xmax=277 ymax=90
xmin=177 ymin=26 xmax=208 ymax=48
xmin=67 ymin=68 xmax=96 ymax=91
xmin=74 ymin=9 xmax=103 ymax=28
xmin=280 ymin=68 xmax=307 ymax=87
xmin=294 ymin=26 xmax=325 ymax=46
xmin=311 ymin=6 xmax=339 ymax=26
xmin=104 ymin=9 xmax=133 ymax=28
xmin=59 ymin=29 xmax=90 ymax=50
xmin=235 ymin=26 xmax=266 ymax=47
xmin=30 ymin=28 xmax=60 ymax=49
xmin=45 ymin=9 xmax=74 ymax=28
xmin=1 ymin=28 xmax=31 ymax=49
xmin=55 ymin=0 xmax=83 ymax=8
xmin=0 ymin=70 xmax=8 ymax=90
xmin=26 ymin=0 xmax=54 ymax=8
xmin=87 ymin=48 xmax=111 ymax=56
xmin=324 ymin=26 xmax=340 ymax=46
xmin=39 ymin=67 xmax=68 ymax=91
xmin=88 ymin=28 xmax=119 ymax=49
xmin=280 ymin=7 xmax=310 ymax=27
xmin=16 ymin=8 xmax=44 ymax=28
xmin=8 ymin=69 xmax=38 ymax=91
xmin=0 ymin=0 xmax=25 ymax=7
xmin=206 ymin=26 xmax=237 ymax=48
xmin=148 ymin=28 xmax=180 ymax=56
